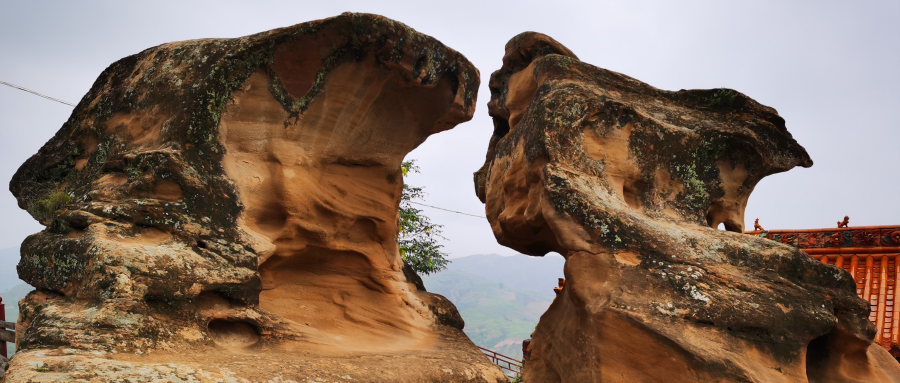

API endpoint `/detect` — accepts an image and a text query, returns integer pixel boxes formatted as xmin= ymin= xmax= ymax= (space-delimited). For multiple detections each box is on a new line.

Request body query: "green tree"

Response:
xmin=400 ymin=160 xmax=450 ymax=275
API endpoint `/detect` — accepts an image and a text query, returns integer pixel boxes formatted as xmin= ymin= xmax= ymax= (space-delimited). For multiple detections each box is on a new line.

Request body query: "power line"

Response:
xmin=3 ymin=80 xmax=489 ymax=220
xmin=409 ymin=201 xmax=486 ymax=218
xmin=1 ymin=81 xmax=76 ymax=107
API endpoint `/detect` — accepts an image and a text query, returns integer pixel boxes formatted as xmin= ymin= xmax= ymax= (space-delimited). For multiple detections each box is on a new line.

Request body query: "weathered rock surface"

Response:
xmin=475 ymin=32 xmax=900 ymax=382
xmin=6 ymin=13 xmax=506 ymax=382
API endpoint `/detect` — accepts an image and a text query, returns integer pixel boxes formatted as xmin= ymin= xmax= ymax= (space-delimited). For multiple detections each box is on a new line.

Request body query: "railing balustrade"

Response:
xmin=0 ymin=296 xmax=13 ymax=358
xmin=477 ymin=345 xmax=522 ymax=377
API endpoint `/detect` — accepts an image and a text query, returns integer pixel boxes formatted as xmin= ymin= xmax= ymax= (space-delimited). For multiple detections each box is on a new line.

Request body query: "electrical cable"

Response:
xmin=409 ymin=201 xmax=486 ymax=218
xmin=1 ymin=81 xmax=76 ymax=107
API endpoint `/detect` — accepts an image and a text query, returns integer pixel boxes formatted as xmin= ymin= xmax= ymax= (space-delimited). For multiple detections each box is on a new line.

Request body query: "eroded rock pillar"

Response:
xmin=6 ymin=13 xmax=505 ymax=383
xmin=475 ymin=32 xmax=900 ymax=382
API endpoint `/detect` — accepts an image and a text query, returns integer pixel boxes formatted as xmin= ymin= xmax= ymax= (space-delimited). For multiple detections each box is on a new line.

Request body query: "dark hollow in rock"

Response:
xmin=206 ymin=319 xmax=261 ymax=348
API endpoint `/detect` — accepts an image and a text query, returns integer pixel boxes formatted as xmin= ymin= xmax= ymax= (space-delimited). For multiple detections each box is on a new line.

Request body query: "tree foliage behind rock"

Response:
xmin=400 ymin=160 xmax=450 ymax=275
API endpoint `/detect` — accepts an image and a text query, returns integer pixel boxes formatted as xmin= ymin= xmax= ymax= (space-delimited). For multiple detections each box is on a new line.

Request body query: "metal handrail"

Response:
xmin=477 ymin=346 xmax=522 ymax=375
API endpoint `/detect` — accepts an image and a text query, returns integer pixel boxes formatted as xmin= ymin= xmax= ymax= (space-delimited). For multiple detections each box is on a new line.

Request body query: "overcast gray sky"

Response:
xmin=1 ymin=0 xmax=897 ymax=258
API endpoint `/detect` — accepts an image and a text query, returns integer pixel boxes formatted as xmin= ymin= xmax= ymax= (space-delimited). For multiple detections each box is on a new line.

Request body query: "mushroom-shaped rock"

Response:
xmin=475 ymin=32 xmax=900 ymax=382
xmin=6 ymin=13 xmax=506 ymax=383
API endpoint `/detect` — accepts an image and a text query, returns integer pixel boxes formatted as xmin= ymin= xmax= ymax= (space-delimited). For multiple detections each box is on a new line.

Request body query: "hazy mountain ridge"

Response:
xmin=1 ymin=247 xmax=31 ymax=356
xmin=0 ymin=247 xmax=24 ymax=292
xmin=2 ymin=282 xmax=31 ymax=354
xmin=437 ymin=253 xmax=565 ymax=297
xmin=422 ymin=253 xmax=565 ymax=360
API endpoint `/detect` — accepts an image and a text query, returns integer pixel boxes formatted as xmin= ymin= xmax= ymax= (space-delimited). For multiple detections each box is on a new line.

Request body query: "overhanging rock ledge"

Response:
xmin=475 ymin=31 xmax=900 ymax=383
xmin=6 ymin=13 xmax=506 ymax=383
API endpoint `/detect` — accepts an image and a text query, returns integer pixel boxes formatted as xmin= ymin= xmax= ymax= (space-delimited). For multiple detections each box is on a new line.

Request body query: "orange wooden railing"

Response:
xmin=478 ymin=346 xmax=522 ymax=376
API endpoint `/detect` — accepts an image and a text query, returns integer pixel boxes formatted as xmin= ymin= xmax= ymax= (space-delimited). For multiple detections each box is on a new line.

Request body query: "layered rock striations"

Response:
xmin=6 ymin=13 xmax=506 ymax=382
xmin=475 ymin=32 xmax=900 ymax=382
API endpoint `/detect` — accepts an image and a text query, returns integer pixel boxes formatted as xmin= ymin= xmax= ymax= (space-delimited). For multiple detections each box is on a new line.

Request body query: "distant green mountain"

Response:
xmin=441 ymin=253 xmax=565 ymax=297
xmin=1 ymin=246 xmax=26 ymax=355
xmin=0 ymin=247 xmax=24 ymax=292
xmin=422 ymin=253 xmax=565 ymax=360
xmin=2 ymin=283 xmax=32 ymax=356
xmin=2 ymin=283 xmax=32 ymax=317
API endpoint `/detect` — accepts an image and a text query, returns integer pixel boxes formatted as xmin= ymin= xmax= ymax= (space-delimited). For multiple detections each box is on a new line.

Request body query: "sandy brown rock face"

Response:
xmin=6 ymin=13 xmax=506 ymax=382
xmin=475 ymin=32 xmax=900 ymax=382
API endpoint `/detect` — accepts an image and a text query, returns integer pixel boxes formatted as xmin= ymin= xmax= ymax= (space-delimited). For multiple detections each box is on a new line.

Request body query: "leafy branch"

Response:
xmin=399 ymin=160 xmax=450 ymax=275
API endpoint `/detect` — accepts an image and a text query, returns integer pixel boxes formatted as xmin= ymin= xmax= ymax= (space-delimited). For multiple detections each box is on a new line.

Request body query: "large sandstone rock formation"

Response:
xmin=6 ymin=13 xmax=507 ymax=382
xmin=475 ymin=32 xmax=900 ymax=382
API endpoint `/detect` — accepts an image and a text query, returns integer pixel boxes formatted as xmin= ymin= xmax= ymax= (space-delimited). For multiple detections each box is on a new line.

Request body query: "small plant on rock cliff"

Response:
xmin=400 ymin=160 xmax=450 ymax=275
xmin=708 ymin=89 xmax=737 ymax=108
xmin=26 ymin=190 xmax=73 ymax=224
